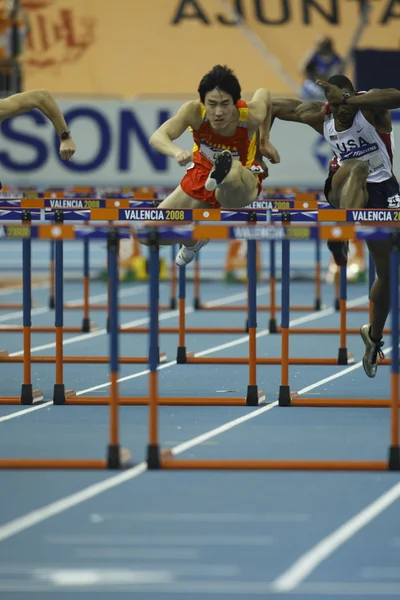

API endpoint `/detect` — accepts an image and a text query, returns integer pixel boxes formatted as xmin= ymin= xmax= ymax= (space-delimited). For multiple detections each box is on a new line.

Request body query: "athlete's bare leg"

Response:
xmin=138 ymin=185 xmax=208 ymax=248
xmin=366 ymin=239 xmax=391 ymax=341
xmin=328 ymin=159 xmax=369 ymax=209
xmin=327 ymin=159 xmax=390 ymax=375
xmin=216 ymin=160 xmax=259 ymax=208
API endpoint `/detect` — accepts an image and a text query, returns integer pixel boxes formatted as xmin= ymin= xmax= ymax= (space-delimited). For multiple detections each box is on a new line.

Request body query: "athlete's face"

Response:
xmin=204 ymin=89 xmax=235 ymax=131
xmin=329 ymin=87 xmax=358 ymax=129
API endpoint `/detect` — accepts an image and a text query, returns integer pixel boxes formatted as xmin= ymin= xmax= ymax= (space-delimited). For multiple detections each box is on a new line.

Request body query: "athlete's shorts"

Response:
xmin=180 ymin=161 xmax=264 ymax=208
xmin=324 ymin=172 xmax=400 ymax=208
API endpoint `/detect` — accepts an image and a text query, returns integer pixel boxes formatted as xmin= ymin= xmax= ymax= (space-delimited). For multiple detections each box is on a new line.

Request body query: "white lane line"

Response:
xmin=0 ymin=403 xmax=53 ymax=424
xmin=7 ymin=289 xmax=264 ymax=356
xmin=0 ymin=282 xmax=49 ymax=296
xmin=1 ymin=292 xmax=371 ymax=415
xmin=76 ymin=294 xmax=367 ymax=395
xmin=0 ymin=306 xmax=383 ymax=543
xmin=0 ymin=285 xmax=148 ymax=324
xmin=272 ymin=482 xmax=400 ymax=593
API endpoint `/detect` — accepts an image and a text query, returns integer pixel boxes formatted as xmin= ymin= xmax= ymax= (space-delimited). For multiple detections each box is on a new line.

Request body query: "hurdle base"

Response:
xmin=176 ymin=346 xmax=187 ymax=364
xmin=337 ymin=347 xmax=349 ymax=365
xmin=334 ymin=298 xmax=340 ymax=311
xmin=170 ymin=297 xmax=177 ymax=310
xmin=269 ymin=318 xmax=278 ymax=334
xmin=49 ymin=296 xmax=55 ymax=309
xmin=388 ymin=446 xmax=400 ymax=470
xmin=246 ymin=385 xmax=262 ymax=406
xmin=107 ymin=444 xmax=121 ymax=469
xmin=314 ymin=298 xmax=322 ymax=311
xmin=279 ymin=385 xmax=291 ymax=406
xmin=53 ymin=385 xmax=76 ymax=405
xmin=193 ymin=297 xmax=201 ymax=310
xmin=81 ymin=317 xmax=91 ymax=333
xmin=20 ymin=384 xmax=34 ymax=405
xmin=147 ymin=444 xmax=161 ymax=469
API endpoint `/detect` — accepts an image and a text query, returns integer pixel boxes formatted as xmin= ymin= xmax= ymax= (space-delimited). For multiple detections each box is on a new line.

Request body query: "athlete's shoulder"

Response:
xmin=176 ymin=100 xmax=203 ymax=129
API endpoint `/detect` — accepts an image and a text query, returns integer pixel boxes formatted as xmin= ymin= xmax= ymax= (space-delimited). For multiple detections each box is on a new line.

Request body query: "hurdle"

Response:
xmin=0 ymin=225 xmax=131 ymax=469
xmin=67 ymin=231 xmax=265 ymax=408
xmin=0 ymin=219 xmax=167 ymax=406
xmin=136 ymin=220 xmax=399 ymax=472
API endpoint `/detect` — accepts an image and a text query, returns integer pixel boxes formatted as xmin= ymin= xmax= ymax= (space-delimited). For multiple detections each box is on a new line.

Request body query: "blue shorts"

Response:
xmin=324 ymin=173 xmax=400 ymax=208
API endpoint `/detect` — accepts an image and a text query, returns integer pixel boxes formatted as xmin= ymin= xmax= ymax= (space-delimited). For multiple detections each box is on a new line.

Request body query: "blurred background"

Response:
xmin=0 ymin=0 xmax=399 ymax=188
xmin=0 ymin=0 xmax=400 ymax=281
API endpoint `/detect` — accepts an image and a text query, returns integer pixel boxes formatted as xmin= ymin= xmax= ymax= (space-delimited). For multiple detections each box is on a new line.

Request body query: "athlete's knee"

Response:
xmin=350 ymin=160 xmax=369 ymax=181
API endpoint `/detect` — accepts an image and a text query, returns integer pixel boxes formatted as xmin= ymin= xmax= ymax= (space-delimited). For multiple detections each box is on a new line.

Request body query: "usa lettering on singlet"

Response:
xmin=323 ymin=109 xmax=394 ymax=183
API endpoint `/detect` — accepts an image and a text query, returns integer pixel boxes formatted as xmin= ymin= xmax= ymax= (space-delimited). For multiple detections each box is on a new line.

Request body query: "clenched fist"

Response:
xmin=60 ymin=138 xmax=76 ymax=161
xmin=175 ymin=150 xmax=193 ymax=167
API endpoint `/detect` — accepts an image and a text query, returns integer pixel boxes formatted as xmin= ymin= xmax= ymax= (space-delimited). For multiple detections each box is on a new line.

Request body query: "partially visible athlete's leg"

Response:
xmin=326 ymin=160 xmax=369 ymax=265
xmin=366 ymin=240 xmax=391 ymax=340
xmin=328 ymin=159 xmax=369 ymax=209
xmin=216 ymin=160 xmax=259 ymax=208
xmin=360 ymin=239 xmax=390 ymax=377
xmin=139 ymin=185 xmax=207 ymax=248
xmin=205 ymin=150 xmax=260 ymax=209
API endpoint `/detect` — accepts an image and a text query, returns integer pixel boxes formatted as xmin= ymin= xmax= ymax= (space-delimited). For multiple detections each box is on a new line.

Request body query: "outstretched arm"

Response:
xmin=346 ymin=88 xmax=400 ymax=110
xmin=0 ymin=90 xmax=76 ymax=160
xmin=317 ymin=80 xmax=400 ymax=110
xmin=272 ymin=98 xmax=325 ymax=134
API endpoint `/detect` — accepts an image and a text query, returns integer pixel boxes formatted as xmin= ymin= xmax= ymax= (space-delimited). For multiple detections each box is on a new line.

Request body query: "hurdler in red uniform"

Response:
xmin=147 ymin=64 xmax=280 ymax=265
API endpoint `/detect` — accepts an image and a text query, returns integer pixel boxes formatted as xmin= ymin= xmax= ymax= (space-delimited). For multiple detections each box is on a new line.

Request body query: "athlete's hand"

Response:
xmin=259 ymin=140 xmax=280 ymax=164
xmin=59 ymin=138 xmax=76 ymax=161
xmin=175 ymin=150 xmax=193 ymax=167
xmin=316 ymin=80 xmax=345 ymax=105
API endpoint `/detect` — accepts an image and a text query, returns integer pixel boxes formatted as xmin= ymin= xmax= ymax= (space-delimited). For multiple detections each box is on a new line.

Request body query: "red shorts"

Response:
xmin=180 ymin=162 xmax=264 ymax=208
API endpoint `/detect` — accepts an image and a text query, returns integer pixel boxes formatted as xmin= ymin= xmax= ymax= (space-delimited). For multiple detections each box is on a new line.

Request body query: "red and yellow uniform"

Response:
xmin=181 ymin=100 xmax=263 ymax=207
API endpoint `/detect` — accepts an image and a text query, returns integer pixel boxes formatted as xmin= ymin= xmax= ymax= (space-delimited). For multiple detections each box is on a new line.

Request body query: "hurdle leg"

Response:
xmin=107 ymin=228 xmax=122 ymax=469
xmin=389 ymin=235 xmax=400 ymax=470
xmin=53 ymin=212 xmax=67 ymax=404
xmin=246 ymin=240 xmax=260 ymax=405
xmin=82 ymin=235 xmax=91 ymax=332
xmin=176 ymin=264 xmax=187 ymax=363
xmin=314 ymin=234 xmax=322 ymax=310
xmin=48 ymin=241 xmax=55 ymax=309
xmin=21 ymin=210 xmax=34 ymax=404
xmin=170 ymin=245 xmax=177 ymax=310
xmin=269 ymin=240 xmax=278 ymax=333
xmin=147 ymin=234 xmax=161 ymax=469
xmin=338 ymin=265 xmax=349 ymax=364
xmin=193 ymin=249 xmax=201 ymax=310
xmin=279 ymin=238 xmax=291 ymax=406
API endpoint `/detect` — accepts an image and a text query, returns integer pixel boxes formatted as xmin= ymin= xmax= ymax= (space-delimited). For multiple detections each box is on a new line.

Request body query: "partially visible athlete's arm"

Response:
xmin=346 ymin=88 xmax=400 ymax=110
xmin=0 ymin=90 xmax=76 ymax=160
xmin=248 ymin=89 xmax=280 ymax=163
xmin=149 ymin=101 xmax=200 ymax=165
xmin=1 ymin=90 xmax=67 ymax=134
xmin=272 ymin=98 xmax=325 ymax=134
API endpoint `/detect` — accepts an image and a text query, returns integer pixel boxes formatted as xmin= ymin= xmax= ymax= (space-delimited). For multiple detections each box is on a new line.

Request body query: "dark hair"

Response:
xmin=198 ymin=65 xmax=241 ymax=104
xmin=327 ymin=75 xmax=354 ymax=91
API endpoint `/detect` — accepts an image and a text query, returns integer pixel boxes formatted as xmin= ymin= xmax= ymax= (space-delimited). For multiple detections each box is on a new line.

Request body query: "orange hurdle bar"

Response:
xmin=0 ymin=354 xmax=168 ymax=364
xmin=0 ymin=325 xmax=97 ymax=333
xmin=291 ymin=398 xmax=391 ymax=408
xmin=66 ymin=395 xmax=265 ymax=406
xmin=160 ymin=458 xmax=388 ymax=471
xmin=0 ymin=459 xmax=108 ymax=469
